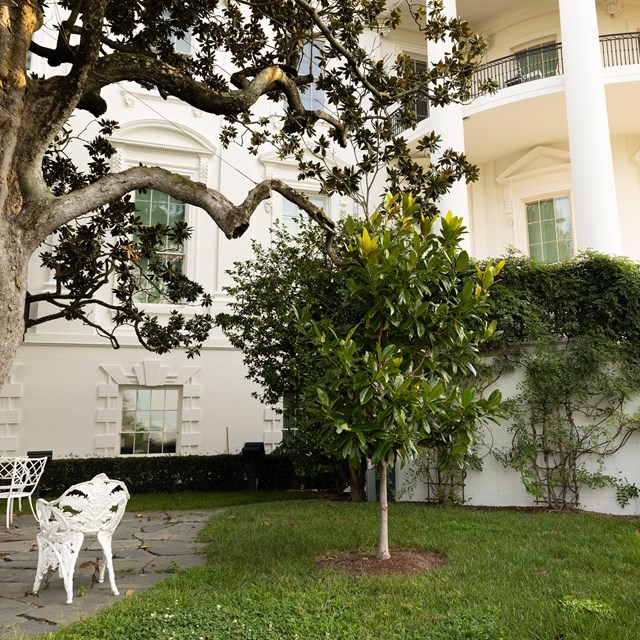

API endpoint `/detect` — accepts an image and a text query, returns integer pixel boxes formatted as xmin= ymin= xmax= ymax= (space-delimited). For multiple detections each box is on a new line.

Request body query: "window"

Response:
xmin=133 ymin=189 xmax=185 ymax=304
xmin=300 ymin=41 xmax=325 ymax=110
xmin=171 ymin=30 xmax=192 ymax=55
xmin=515 ymin=42 xmax=559 ymax=80
xmin=120 ymin=387 xmax=180 ymax=455
xmin=282 ymin=194 xmax=327 ymax=235
xmin=406 ymin=56 xmax=429 ymax=122
xmin=526 ymin=195 xmax=573 ymax=263
xmin=163 ymin=10 xmax=193 ymax=55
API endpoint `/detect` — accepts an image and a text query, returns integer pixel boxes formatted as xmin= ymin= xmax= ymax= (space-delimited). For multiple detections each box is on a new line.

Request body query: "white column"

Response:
xmin=427 ymin=0 xmax=471 ymax=250
xmin=559 ymin=0 xmax=622 ymax=254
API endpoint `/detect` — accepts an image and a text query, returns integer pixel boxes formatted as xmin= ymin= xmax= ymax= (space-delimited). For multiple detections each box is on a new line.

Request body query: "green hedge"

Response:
xmin=37 ymin=454 xmax=298 ymax=496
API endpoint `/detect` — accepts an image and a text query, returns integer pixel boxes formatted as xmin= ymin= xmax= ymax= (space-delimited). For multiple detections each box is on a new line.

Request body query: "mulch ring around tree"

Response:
xmin=316 ymin=547 xmax=447 ymax=576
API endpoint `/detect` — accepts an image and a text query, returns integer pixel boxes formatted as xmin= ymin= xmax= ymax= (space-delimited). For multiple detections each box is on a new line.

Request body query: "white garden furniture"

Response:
xmin=0 ymin=456 xmax=48 ymax=528
xmin=32 ymin=473 xmax=130 ymax=604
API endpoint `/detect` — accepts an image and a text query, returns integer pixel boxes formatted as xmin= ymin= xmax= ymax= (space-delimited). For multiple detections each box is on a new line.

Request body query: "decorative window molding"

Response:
xmin=525 ymin=195 xmax=574 ymax=263
xmin=497 ymin=146 xmax=572 ymax=254
xmin=96 ymin=360 xmax=202 ymax=455
xmin=110 ymin=120 xmax=217 ymax=159
xmin=0 ymin=364 xmax=22 ymax=454
xmin=282 ymin=193 xmax=328 ymax=235
xmin=258 ymin=150 xmax=352 ymax=228
xmin=108 ymin=120 xmax=217 ymax=313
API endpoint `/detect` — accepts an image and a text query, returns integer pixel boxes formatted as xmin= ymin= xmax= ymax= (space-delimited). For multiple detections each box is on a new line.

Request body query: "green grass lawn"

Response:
xmin=30 ymin=499 xmax=640 ymax=640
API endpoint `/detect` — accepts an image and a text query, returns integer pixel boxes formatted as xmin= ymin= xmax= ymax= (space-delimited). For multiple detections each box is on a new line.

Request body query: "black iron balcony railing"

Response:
xmin=392 ymin=33 xmax=640 ymax=133
xmin=391 ymin=97 xmax=429 ymax=136
xmin=600 ymin=31 xmax=640 ymax=67
xmin=467 ymin=32 xmax=640 ymax=101
xmin=468 ymin=42 xmax=563 ymax=100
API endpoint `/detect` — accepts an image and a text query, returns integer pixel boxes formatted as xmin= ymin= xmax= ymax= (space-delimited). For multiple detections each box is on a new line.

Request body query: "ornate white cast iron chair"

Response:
xmin=32 ymin=473 xmax=130 ymax=604
xmin=0 ymin=456 xmax=48 ymax=528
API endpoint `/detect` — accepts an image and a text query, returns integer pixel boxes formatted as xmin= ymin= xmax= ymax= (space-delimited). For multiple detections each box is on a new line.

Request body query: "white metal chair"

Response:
xmin=0 ymin=456 xmax=48 ymax=528
xmin=32 ymin=473 xmax=130 ymax=604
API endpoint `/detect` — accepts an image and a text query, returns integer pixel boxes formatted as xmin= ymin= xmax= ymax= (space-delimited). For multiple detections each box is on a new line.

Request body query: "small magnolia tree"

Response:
xmin=299 ymin=194 xmax=503 ymax=560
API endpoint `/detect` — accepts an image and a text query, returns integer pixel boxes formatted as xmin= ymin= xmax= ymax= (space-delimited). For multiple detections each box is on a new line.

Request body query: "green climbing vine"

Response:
xmin=485 ymin=252 xmax=640 ymax=510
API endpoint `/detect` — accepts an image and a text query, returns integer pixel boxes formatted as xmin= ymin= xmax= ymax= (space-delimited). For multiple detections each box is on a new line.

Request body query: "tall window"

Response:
xmin=120 ymin=387 xmax=180 ymax=455
xmin=300 ymin=41 xmax=325 ymax=110
xmin=526 ymin=195 xmax=573 ymax=263
xmin=515 ymin=42 xmax=559 ymax=80
xmin=134 ymin=189 xmax=185 ymax=304
xmin=282 ymin=195 xmax=327 ymax=235
xmin=406 ymin=56 xmax=429 ymax=122
xmin=171 ymin=30 xmax=192 ymax=54
xmin=163 ymin=10 xmax=193 ymax=55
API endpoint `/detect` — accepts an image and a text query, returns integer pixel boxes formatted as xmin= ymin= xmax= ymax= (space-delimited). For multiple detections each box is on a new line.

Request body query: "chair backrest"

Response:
xmin=38 ymin=473 xmax=130 ymax=536
xmin=13 ymin=457 xmax=48 ymax=494
xmin=0 ymin=456 xmax=47 ymax=494
xmin=0 ymin=457 xmax=17 ymax=484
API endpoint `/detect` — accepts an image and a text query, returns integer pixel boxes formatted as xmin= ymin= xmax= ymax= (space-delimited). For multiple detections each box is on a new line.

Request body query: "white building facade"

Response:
xmin=4 ymin=0 xmax=640 ymax=513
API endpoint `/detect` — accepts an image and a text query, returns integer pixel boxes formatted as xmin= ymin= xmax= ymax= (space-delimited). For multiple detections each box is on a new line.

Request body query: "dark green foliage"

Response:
xmin=217 ymin=219 xmax=355 ymax=407
xmin=32 ymin=121 xmax=213 ymax=357
xmin=486 ymin=251 xmax=640 ymax=349
xmin=36 ymin=454 xmax=318 ymax=497
xmin=218 ymin=218 xmax=362 ymax=496
xmin=484 ymin=252 xmax=640 ymax=509
xmin=25 ymin=0 xmax=490 ymax=360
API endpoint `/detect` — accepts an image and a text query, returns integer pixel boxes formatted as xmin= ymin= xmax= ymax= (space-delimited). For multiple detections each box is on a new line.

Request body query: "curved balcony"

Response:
xmin=468 ymin=32 xmax=640 ymax=100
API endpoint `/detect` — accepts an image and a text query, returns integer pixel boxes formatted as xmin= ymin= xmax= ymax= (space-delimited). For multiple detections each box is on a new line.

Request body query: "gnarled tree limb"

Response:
xmin=22 ymin=165 xmax=337 ymax=248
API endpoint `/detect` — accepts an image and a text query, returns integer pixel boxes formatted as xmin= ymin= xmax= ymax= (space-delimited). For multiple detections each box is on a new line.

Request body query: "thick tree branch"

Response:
xmin=18 ymin=0 xmax=108 ymax=202
xmin=85 ymin=54 xmax=347 ymax=145
xmin=23 ymin=167 xmax=337 ymax=247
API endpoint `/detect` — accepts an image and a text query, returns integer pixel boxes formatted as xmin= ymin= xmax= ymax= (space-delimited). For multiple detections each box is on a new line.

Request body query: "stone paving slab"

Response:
xmin=0 ymin=509 xmax=213 ymax=638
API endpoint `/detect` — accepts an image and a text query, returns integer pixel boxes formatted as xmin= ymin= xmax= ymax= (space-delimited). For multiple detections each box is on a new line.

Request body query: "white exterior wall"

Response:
xmin=3 ymin=343 xmax=281 ymax=458
xmin=11 ymin=25 xmax=367 ymax=460
xmin=459 ymin=0 xmax=640 ymax=260
xmin=396 ymin=363 xmax=640 ymax=516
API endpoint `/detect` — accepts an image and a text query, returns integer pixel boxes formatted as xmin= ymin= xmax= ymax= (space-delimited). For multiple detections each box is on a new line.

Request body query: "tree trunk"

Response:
xmin=0 ymin=221 xmax=31 ymax=390
xmin=347 ymin=458 xmax=367 ymax=502
xmin=376 ymin=460 xmax=390 ymax=560
xmin=0 ymin=1 xmax=43 ymax=390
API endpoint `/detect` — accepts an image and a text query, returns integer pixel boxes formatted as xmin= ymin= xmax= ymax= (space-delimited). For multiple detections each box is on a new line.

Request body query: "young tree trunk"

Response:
xmin=376 ymin=460 xmax=390 ymax=560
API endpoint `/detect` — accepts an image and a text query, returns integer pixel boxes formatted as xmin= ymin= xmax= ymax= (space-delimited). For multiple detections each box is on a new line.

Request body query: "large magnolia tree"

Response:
xmin=0 ymin=0 xmax=487 ymax=389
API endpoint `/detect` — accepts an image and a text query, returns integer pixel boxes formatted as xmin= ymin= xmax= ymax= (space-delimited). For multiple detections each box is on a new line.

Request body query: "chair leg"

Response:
xmin=27 ymin=495 xmax=36 ymax=518
xmin=33 ymin=531 xmax=84 ymax=604
xmin=6 ymin=497 xmax=13 ymax=527
xmin=97 ymin=531 xmax=119 ymax=596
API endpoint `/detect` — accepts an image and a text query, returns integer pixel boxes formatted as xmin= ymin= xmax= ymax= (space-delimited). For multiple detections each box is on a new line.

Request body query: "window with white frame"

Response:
xmin=404 ymin=55 xmax=429 ymax=122
xmin=162 ymin=10 xmax=193 ymax=55
xmin=171 ymin=29 xmax=192 ymax=55
xmin=133 ymin=189 xmax=186 ymax=304
xmin=526 ymin=195 xmax=573 ymax=263
xmin=514 ymin=40 xmax=559 ymax=80
xmin=120 ymin=387 xmax=180 ymax=455
xmin=282 ymin=194 xmax=327 ymax=235
xmin=300 ymin=41 xmax=325 ymax=110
